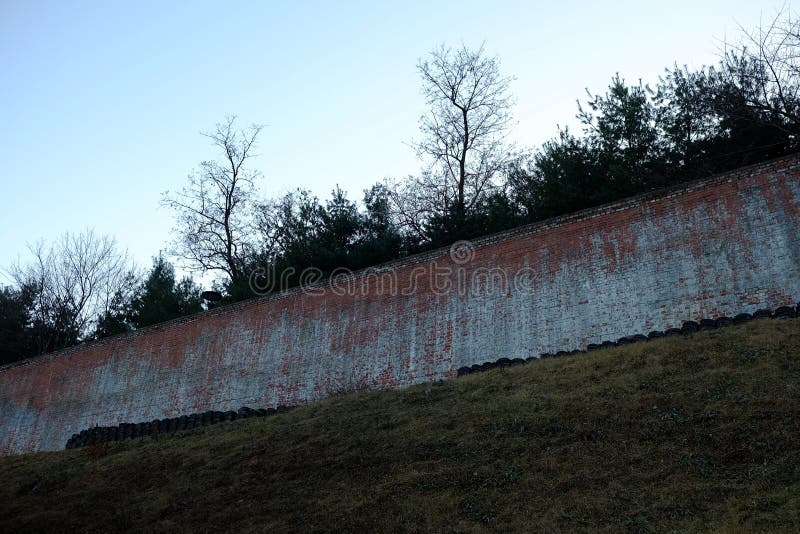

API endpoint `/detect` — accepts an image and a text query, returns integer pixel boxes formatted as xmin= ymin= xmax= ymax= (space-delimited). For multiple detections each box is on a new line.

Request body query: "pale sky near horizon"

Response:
xmin=0 ymin=0 xmax=783 ymax=285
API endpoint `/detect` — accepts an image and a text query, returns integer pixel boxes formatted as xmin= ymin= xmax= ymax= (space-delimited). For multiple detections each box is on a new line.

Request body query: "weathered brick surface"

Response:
xmin=2 ymin=156 xmax=799 ymax=454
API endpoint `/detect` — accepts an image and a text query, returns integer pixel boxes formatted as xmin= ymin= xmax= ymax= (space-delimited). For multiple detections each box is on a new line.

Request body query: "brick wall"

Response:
xmin=2 ymin=156 xmax=799 ymax=455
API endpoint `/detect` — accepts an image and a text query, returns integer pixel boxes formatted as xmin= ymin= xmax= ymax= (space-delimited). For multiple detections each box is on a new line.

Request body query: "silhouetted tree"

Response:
xmin=722 ymin=8 xmax=800 ymax=131
xmin=94 ymin=256 xmax=203 ymax=337
xmin=93 ymin=272 xmax=138 ymax=338
xmin=653 ymin=65 xmax=720 ymax=179
xmin=0 ymin=286 xmax=33 ymax=365
xmin=357 ymin=184 xmax=403 ymax=265
xmin=130 ymin=256 xmax=203 ymax=328
xmin=11 ymin=230 xmax=133 ymax=354
xmin=508 ymin=131 xmax=610 ymax=221
xmin=393 ymin=44 xmax=515 ymax=243
xmin=708 ymin=53 xmax=798 ymax=169
xmin=577 ymin=75 xmax=663 ymax=193
xmin=163 ymin=116 xmax=264 ymax=285
xmin=234 ymin=185 xmax=405 ymax=300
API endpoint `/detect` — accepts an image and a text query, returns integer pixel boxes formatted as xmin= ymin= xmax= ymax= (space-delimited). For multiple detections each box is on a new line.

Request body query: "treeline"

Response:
xmin=2 ymin=12 xmax=799 ymax=365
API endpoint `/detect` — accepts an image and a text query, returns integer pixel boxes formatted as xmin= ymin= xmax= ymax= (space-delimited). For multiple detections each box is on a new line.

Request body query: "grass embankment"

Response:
xmin=1 ymin=318 xmax=799 ymax=532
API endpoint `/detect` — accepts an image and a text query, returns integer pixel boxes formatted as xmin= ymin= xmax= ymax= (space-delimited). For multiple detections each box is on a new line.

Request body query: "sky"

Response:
xmin=0 ymin=0 xmax=784 ymax=284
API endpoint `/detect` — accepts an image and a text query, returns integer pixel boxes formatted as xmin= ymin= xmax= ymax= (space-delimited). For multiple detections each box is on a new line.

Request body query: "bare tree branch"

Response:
xmin=722 ymin=7 xmax=800 ymax=130
xmin=392 ymin=44 xmax=515 ymax=239
xmin=11 ymin=230 xmax=132 ymax=353
xmin=162 ymin=116 xmax=264 ymax=282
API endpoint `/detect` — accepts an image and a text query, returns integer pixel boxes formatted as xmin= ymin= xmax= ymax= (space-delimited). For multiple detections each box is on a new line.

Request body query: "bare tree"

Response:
xmin=723 ymin=8 xmax=800 ymax=130
xmin=163 ymin=116 xmax=264 ymax=282
xmin=252 ymin=195 xmax=291 ymax=262
xmin=393 ymin=44 xmax=514 ymax=238
xmin=386 ymin=172 xmax=448 ymax=241
xmin=11 ymin=230 xmax=132 ymax=353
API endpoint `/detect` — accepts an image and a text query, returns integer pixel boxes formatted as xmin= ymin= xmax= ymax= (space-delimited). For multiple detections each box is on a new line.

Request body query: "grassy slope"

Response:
xmin=1 ymin=318 xmax=799 ymax=533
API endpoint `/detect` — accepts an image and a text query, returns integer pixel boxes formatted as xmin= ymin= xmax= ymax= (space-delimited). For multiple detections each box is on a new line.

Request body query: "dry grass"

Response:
xmin=1 ymin=318 xmax=799 ymax=533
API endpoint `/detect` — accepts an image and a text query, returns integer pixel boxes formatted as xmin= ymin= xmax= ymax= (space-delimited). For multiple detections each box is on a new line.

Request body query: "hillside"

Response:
xmin=1 ymin=318 xmax=799 ymax=532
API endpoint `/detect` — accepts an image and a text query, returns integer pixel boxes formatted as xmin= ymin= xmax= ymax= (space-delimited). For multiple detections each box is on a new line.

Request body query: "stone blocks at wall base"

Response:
xmin=64 ymin=405 xmax=296 ymax=450
xmin=454 ymin=304 xmax=798 ymax=378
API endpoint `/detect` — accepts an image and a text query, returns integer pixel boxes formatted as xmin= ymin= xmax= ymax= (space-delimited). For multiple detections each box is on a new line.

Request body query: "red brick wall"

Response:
xmin=2 ymin=156 xmax=799 ymax=454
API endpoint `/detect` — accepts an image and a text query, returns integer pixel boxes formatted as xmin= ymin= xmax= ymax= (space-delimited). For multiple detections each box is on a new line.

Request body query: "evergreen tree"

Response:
xmin=94 ymin=273 xmax=138 ymax=338
xmin=654 ymin=65 xmax=719 ymax=179
xmin=357 ymin=184 xmax=403 ymax=265
xmin=0 ymin=286 xmax=33 ymax=365
xmin=130 ymin=256 xmax=203 ymax=328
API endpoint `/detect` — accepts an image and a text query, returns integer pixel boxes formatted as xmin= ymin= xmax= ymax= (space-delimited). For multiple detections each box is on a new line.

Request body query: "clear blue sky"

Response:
xmin=0 ymin=0 xmax=781 ymax=283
